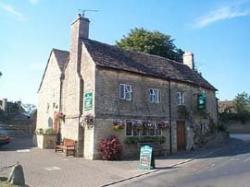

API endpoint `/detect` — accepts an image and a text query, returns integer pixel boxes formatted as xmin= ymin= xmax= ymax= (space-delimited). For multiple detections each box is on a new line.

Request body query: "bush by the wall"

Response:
xmin=98 ymin=135 xmax=122 ymax=160
xmin=124 ymin=136 xmax=166 ymax=145
xmin=219 ymin=112 xmax=250 ymax=124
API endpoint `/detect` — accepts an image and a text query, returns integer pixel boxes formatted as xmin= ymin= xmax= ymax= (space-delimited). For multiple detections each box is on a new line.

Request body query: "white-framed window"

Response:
xmin=125 ymin=121 xmax=162 ymax=137
xmin=119 ymin=84 xmax=132 ymax=101
xmin=176 ymin=92 xmax=185 ymax=105
xmin=149 ymin=88 xmax=160 ymax=103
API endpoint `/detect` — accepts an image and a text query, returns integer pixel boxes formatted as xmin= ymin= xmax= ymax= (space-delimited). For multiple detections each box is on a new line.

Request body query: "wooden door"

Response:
xmin=176 ymin=121 xmax=186 ymax=151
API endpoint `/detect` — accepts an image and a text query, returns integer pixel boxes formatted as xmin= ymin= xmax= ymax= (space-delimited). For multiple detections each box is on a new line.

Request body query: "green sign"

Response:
xmin=197 ymin=92 xmax=206 ymax=110
xmin=139 ymin=145 xmax=153 ymax=170
xmin=84 ymin=92 xmax=93 ymax=111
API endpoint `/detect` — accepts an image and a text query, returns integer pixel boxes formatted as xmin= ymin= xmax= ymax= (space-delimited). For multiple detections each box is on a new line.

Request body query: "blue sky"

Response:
xmin=0 ymin=0 xmax=249 ymax=104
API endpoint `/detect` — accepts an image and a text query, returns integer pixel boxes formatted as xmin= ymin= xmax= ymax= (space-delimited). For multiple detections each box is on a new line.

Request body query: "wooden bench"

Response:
xmin=55 ymin=138 xmax=77 ymax=156
xmin=138 ymin=142 xmax=167 ymax=156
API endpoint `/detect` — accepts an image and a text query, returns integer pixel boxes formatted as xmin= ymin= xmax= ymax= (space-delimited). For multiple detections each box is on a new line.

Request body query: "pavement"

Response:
xmin=0 ymin=135 xmax=222 ymax=187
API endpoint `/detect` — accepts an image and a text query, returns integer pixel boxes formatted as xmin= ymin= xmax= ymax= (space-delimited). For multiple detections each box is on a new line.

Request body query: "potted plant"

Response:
xmin=84 ymin=114 xmax=94 ymax=128
xmin=157 ymin=121 xmax=169 ymax=129
xmin=112 ymin=120 xmax=124 ymax=131
xmin=36 ymin=128 xmax=57 ymax=149
xmin=131 ymin=120 xmax=143 ymax=130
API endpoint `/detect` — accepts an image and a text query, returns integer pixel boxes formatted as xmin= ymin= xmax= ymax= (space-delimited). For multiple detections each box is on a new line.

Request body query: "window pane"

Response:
xmin=149 ymin=128 xmax=155 ymax=136
xmin=119 ymin=84 xmax=125 ymax=99
xmin=182 ymin=92 xmax=185 ymax=104
xmin=125 ymin=85 xmax=132 ymax=101
xmin=126 ymin=122 xmax=132 ymax=136
xmin=142 ymin=128 xmax=148 ymax=136
xmin=132 ymin=127 xmax=139 ymax=136
xmin=125 ymin=92 xmax=132 ymax=101
xmin=176 ymin=92 xmax=181 ymax=105
xmin=155 ymin=128 xmax=161 ymax=136
xmin=156 ymin=90 xmax=160 ymax=103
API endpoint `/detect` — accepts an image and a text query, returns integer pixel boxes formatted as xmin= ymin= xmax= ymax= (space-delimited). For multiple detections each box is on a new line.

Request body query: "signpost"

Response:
xmin=139 ymin=145 xmax=154 ymax=170
xmin=84 ymin=92 xmax=93 ymax=111
xmin=197 ymin=92 xmax=206 ymax=110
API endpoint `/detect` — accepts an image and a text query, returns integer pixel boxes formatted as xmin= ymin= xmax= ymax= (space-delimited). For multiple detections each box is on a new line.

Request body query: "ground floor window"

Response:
xmin=125 ymin=120 xmax=168 ymax=136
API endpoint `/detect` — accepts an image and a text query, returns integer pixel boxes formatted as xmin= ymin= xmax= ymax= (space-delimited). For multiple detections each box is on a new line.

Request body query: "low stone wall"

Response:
xmin=226 ymin=120 xmax=250 ymax=133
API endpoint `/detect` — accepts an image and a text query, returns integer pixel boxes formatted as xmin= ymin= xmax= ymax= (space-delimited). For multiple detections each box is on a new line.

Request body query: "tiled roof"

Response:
xmin=53 ymin=49 xmax=69 ymax=72
xmin=37 ymin=49 xmax=69 ymax=92
xmin=82 ymin=39 xmax=216 ymax=91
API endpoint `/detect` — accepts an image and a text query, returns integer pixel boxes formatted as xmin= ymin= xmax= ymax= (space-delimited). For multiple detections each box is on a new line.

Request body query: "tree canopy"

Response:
xmin=116 ymin=28 xmax=184 ymax=62
xmin=233 ymin=92 xmax=250 ymax=114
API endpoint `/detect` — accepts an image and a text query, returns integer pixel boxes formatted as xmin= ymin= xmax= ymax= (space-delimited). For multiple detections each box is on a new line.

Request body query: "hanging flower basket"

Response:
xmin=157 ymin=121 xmax=170 ymax=129
xmin=143 ymin=121 xmax=155 ymax=129
xmin=133 ymin=120 xmax=143 ymax=130
xmin=84 ymin=114 xmax=94 ymax=128
xmin=54 ymin=112 xmax=65 ymax=120
xmin=112 ymin=120 xmax=124 ymax=131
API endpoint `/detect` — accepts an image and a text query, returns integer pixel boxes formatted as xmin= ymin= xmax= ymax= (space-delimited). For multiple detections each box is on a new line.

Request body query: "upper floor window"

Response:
xmin=176 ymin=92 xmax=185 ymax=105
xmin=149 ymin=88 xmax=160 ymax=103
xmin=119 ymin=84 xmax=132 ymax=101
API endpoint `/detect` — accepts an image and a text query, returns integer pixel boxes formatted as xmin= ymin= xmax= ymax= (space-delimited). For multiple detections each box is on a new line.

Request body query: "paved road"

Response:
xmin=114 ymin=139 xmax=250 ymax=187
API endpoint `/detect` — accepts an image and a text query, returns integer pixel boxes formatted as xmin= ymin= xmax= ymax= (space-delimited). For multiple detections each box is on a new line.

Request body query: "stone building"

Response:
xmin=37 ymin=14 xmax=218 ymax=159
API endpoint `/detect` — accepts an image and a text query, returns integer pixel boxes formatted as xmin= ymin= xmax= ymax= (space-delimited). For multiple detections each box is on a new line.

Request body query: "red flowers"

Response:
xmin=98 ymin=135 xmax=122 ymax=160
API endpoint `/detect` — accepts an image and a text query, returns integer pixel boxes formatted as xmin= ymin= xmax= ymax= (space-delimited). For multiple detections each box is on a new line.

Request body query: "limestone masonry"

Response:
xmin=37 ymin=14 xmax=218 ymax=159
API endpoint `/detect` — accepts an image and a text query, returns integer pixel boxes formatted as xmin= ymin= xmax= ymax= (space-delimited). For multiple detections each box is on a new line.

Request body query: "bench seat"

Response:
xmin=55 ymin=138 xmax=77 ymax=156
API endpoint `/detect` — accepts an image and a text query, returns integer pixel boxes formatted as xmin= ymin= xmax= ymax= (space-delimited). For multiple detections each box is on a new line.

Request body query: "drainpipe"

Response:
xmin=168 ymin=79 xmax=172 ymax=154
xmin=59 ymin=74 xmax=64 ymax=112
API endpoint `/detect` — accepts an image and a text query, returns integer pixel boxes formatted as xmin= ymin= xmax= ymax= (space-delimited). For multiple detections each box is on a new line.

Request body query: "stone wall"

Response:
xmin=95 ymin=68 xmax=170 ymax=118
xmin=37 ymin=52 xmax=61 ymax=130
xmin=93 ymin=118 xmax=170 ymax=159
xmin=226 ymin=120 xmax=250 ymax=133
xmin=91 ymin=68 xmax=217 ymax=158
xmin=61 ymin=41 xmax=96 ymax=158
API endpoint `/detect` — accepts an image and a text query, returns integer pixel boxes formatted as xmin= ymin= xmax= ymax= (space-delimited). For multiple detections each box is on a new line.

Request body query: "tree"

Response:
xmin=0 ymin=71 xmax=2 ymax=77
xmin=233 ymin=92 xmax=250 ymax=114
xmin=116 ymin=28 xmax=184 ymax=62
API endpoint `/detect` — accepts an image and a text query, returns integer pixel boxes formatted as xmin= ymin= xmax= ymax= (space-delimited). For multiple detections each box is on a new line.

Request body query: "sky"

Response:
xmin=0 ymin=0 xmax=249 ymax=105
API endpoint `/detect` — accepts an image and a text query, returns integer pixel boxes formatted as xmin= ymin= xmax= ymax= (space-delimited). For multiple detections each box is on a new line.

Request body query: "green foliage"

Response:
xmin=124 ymin=136 xmax=166 ymax=145
xmin=233 ymin=92 xmax=250 ymax=114
xmin=215 ymin=123 xmax=228 ymax=132
xmin=36 ymin=128 xmax=56 ymax=135
xmin=116 ymin=28 xmax=184 ymax=62
xmin=219 ymin=112 xmax=250 ymax=124
xmin=0 ymin=71 xmax=2 ymax=77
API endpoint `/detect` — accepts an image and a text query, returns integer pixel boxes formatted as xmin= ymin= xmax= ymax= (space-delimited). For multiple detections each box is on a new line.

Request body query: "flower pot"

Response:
xmin=36 ymin=134 xmax=56 ymax=149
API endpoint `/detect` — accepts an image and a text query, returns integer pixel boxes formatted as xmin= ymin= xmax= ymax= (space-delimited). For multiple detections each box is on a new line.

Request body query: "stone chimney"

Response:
xmin=2 ymin=98 xmax=8 ymax=112
xmin=69 ymin=14 xmax=90 ymax=71
xmin=70 ymin=14 xmax=90 ymax=41
xmin=183 ymin=52 xmax=195 ymax=70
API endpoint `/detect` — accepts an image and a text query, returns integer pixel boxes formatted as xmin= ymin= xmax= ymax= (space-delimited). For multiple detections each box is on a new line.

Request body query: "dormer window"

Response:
xmin=176 ymin=92 xmax=185 ymax=105
xmin=149 ymin=88 xmax=160 ymax=103
xmin=119 ymin=84 xmax=132 ymax=101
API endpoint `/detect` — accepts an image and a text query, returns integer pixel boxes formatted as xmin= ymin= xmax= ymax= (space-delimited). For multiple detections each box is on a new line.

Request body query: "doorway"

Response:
xmin=176 ymin=120 xmax=186 ymax=151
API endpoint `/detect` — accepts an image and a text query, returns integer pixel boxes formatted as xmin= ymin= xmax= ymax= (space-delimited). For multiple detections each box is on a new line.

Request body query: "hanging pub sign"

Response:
xmin=84 ymin=92 xmax=93 ymax=111
xmin=197 ymin=92 xmax=206 ymax=110
xmin=138 ymin=145 xmax=154 ymax=170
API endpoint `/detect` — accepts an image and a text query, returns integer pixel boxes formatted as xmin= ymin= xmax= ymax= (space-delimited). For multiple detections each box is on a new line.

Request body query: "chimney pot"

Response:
xmin=183 ymin=51 xmax=195 ymax=70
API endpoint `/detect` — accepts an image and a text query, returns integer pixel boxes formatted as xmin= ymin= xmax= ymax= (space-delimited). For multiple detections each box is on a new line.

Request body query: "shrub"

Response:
xmin=36 ymin=128 xmax=44 ymax=135
xmin=124 ymin=136 xmax=166 ymax=145
xmin=36 ymin=128 xmax=56 ymax=135
xmin=98 ymin=135 xmax=122 ymax=160
xmin=44 ymin=128 xmax=57 ymax=135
